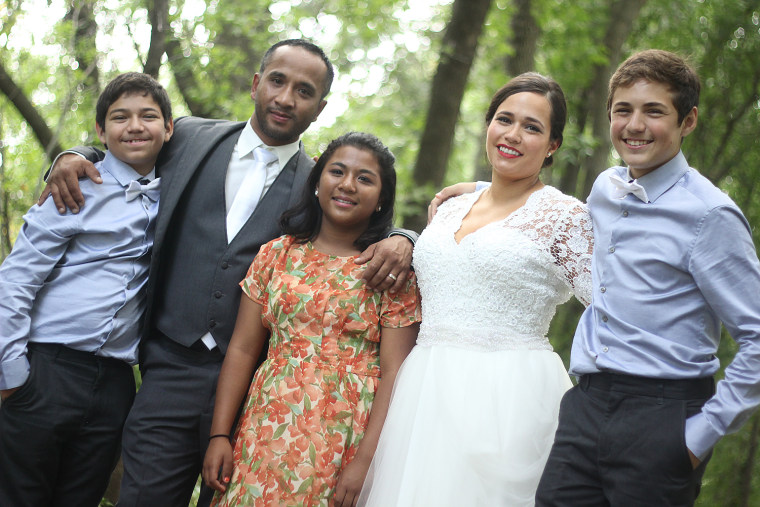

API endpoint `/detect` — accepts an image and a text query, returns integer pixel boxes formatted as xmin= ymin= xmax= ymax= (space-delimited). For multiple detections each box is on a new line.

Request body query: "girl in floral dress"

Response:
xmin=202 ymin=132 xmax=421 ymax=507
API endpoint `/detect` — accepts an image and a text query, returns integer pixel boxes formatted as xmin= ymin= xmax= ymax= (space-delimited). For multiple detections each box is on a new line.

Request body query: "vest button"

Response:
xmin=214 ymin=291 xmax=223 ymax=299
xmin=208 ymin=319 xmax=216 ymax=328
xmin=221 ymin=261 xmax=229 ymax=269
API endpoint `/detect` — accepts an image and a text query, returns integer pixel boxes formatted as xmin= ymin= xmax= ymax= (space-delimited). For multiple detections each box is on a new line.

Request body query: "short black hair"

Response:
xmin=280 ymin=132 xmax=396 ymax=251
xmin=96 ymin=72 xmax=172 ymax=130
xmin=260 ymin=39 xmax=334 ymax=100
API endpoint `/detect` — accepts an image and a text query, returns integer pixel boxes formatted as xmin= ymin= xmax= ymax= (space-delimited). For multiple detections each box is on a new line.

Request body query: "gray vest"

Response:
xmin=153 ymin=133 xmax=301 ymax=353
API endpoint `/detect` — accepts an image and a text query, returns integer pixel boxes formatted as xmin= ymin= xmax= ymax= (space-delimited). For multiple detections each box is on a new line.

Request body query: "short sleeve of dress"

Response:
xmin=551 ymin=202 xmax=593 ymax=306
xmin=378 ymin=271 xmax=422 ymax=331
xmin=240 ymin=236 xmax=289 ymax=306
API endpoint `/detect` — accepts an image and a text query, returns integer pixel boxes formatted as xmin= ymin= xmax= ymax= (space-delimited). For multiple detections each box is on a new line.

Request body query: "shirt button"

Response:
xmin=603 ymin=346 xmax=609 ymax=353
xmin=608 ymin=246 xmax=615 ymax=253
xmin=214 ymin=291 xmax=223 ymax=299
xmin=622 ymin=210 xmax=629 ymax=217
xmin=602 ymin=315 xmax=608 ymax=322
xmin=600 ymin=286 xmax=607 ymax=293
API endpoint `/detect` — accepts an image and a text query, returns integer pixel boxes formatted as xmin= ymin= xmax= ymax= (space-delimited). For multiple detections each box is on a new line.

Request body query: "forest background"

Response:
xmin=2 ymin=0 xmax=760 ymax=505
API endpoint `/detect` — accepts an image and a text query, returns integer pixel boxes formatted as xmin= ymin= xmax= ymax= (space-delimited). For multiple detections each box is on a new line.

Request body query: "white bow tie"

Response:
xmin=125 ymin=177 xmax=161 ymax=202
xmin=609 ymin=173 xmax=649 ymax=203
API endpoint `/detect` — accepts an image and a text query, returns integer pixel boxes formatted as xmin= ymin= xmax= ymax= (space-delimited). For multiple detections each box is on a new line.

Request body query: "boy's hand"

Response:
xmin=38 ymin=154 xmax=102 ymax=214
xmin=356 ymin=235 xmax=413 ymax=293
xmin=0 ymin=387 xmax=19 ymax=402
xmin=428 ymin=182 xmax=477 ymax=223
xmin=202 ymin=438 xmax=233 ymax=493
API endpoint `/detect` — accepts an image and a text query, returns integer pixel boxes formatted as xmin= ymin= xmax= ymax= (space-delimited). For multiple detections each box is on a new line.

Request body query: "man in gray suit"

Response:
xmin=44 ymin=39 xmax=414 ymax=506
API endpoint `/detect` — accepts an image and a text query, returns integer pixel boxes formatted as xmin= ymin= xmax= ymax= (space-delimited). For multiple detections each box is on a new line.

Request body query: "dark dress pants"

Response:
xmin=117 ymin=334 xmax=223 ymax=507
xmin=0 ymin=343 xmax=135 ymax=507
xmin=535 ymin=373 xmax=714 ymax=507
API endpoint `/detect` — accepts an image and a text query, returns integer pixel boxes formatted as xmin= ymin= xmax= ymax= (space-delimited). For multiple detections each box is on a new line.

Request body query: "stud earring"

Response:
xmin=376 ymin=205 xmax=382 ymax=212
xmin=314 ymin=189 xmax=319 ymax=196
xmin=546 ymin=152 xmax=552 ymax=157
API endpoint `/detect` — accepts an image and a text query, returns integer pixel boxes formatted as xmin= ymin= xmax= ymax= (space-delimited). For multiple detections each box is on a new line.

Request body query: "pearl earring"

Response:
xmin=547 ymin=152 xmax=552 ymax=157
xmin=314 ymin=189 xmax=319 ymax=196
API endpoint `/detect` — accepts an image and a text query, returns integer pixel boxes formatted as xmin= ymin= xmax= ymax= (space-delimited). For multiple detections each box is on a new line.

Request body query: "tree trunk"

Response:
xmin=165 ymin=38 xmax=219 ymax=118
xmin=474 ymin=0 xmax=540 ymax=183
xmin=0 ymin=115 xmax=11 ymax=259
xmin=0 ymin=63 xmax=63 ymax=159
xmin=404 ymin=0 xmax=493 ymax=232
xmin=144 ymin=0 xmax=170 ymax=77
xmin=559 ymin=0 xmax=648 ymax=199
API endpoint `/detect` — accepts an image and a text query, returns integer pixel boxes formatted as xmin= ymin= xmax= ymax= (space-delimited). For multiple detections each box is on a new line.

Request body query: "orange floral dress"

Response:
xmin=211 ymin=235 xmax=420 ymax=507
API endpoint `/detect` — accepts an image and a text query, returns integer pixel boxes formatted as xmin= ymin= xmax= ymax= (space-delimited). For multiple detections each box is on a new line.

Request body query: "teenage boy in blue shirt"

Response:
xmin=0 ymin=72 xmax=173 ymax=507
xmin=534 ymin=50 xmax=760 ymax=506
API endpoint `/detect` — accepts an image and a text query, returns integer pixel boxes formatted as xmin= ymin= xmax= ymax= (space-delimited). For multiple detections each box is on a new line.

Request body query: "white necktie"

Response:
xmin=609 ymin=173 xmax=649 ymax=203
xmin=125 ymin=177 xmax=161 ymax=202
xmin=226 ymin=146 xmax=278 ymax=242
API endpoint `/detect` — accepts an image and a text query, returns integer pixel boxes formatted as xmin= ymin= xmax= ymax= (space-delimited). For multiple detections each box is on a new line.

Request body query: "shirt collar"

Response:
xmin=621 ymin=150 xmax=690 ymax=204
xmin=102 ymin=151 xmax=157 ymax=186
xmin=237 ymin=120 xmax=301 ymax=169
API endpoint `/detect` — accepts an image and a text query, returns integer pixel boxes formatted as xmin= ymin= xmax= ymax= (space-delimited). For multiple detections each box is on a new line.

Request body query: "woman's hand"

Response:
xmin=331 ymin=457 xmax=370 ymax=507
xmin=202 ymin=437 xmax=234 ymax=493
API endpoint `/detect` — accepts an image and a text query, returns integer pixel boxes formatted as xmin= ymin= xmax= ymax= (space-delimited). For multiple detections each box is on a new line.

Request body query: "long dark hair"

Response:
xmin=280 ymin=132 xmax=396 ymax=250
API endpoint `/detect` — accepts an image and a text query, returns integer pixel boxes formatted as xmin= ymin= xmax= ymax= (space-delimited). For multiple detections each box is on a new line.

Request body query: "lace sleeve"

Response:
xmin=550 ymin=201 xmax=593 ymax=306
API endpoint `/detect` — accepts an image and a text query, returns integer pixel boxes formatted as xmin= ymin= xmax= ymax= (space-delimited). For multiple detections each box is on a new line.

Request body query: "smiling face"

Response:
xmin=250 ymin=45 xmax=328 ymax=146
xmin=609 ymin=79 xmax=697 ymax=178
xmin=486 ymin=92 xmax=559 ymax=185
xmin=95 ymin=92 xmax=173 ymax=176
xmin=316 ymin=146 xmax=383 ymax=238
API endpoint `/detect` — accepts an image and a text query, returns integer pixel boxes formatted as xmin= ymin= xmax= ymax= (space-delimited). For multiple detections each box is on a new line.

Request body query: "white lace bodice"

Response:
xmin=413 ymin=186 xmax=593 ymax=352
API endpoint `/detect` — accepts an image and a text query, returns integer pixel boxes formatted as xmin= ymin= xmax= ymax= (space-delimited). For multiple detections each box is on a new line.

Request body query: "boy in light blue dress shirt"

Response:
xmin=535 ymin=50 xmax=760 ymax=506
xmin=0 ymin=72 xmax=173 ymax=506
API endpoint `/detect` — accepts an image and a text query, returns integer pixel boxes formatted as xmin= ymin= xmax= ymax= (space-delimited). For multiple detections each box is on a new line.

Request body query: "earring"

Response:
xmin=546 ymin=152 xmax=552 ymax=157
xmin=376 ymin=205 xmax=382 ymax=212
xmin=314 ymin=189 xmax=319 ymax=196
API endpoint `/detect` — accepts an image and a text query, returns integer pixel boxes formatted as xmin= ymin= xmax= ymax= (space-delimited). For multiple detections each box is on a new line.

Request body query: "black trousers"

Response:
xmin=0 ymin=343 xmax=135 ymax=507
xmin=535 ymin=372 xmax=714 ymax=507
xmin=117 ymin=334 xmax=223 ymax=507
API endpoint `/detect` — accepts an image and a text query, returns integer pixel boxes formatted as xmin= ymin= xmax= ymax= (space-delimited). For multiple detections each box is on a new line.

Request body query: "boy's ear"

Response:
xmin=95 ymin=121 xmax=107 ymax=146
xmin=164 ymin=118 xmax=174 ymax=142
xmin=680 ymin=106 xmax=698 ymax=138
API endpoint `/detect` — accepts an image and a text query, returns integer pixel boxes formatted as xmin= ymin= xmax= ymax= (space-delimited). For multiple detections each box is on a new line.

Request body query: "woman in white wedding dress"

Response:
xmin=359 ymin=73 xmax=593 ymax=507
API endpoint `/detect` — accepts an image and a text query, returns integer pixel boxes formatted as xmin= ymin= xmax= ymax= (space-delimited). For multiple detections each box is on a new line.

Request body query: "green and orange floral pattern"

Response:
xmin=212 ymin=236 xmax=420 ymax=507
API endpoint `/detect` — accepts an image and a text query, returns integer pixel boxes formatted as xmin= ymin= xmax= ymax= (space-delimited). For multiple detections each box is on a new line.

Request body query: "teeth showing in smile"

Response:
xmin=498 ymin=146 xmax=520 ymax=156
xmin=625 ymin=139 xmax=651 ymax=147
xmin=334 ymin=198 xmax=355 ymax=205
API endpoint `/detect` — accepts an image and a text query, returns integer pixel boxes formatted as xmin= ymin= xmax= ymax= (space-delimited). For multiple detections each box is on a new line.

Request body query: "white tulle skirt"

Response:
xmin=359 ymin=344 xmax=572 ymax=507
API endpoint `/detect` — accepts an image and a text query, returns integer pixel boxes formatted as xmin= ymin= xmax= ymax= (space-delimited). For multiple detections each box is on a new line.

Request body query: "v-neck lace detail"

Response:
xmin=412 ymin=185 xmax=593 ymax=352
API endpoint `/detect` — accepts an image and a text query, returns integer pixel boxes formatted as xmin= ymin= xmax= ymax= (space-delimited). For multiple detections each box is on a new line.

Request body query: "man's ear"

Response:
xmin=250 ymin=74 xmax=261 ymax=101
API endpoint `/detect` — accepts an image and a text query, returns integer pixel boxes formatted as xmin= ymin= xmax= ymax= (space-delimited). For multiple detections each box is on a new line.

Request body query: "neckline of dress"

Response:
xmin=304 ymin=241 xmax=359 ymax=261
xmin=452 ymin=185 xmax=552 ymax=245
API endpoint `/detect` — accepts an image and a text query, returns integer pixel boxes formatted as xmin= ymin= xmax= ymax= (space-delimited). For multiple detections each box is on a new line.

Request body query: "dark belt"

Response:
xmin=28 ymin=342 xmax=131 ymax=369
xmin=579 ymin=372 xmax=715 ymax=400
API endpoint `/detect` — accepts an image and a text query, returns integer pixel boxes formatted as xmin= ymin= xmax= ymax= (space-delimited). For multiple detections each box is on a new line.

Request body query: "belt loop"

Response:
xmin=579 ymin=375 xmax=590 ymax=391
xmin=657 ymin=382 xmax=664 ymax=405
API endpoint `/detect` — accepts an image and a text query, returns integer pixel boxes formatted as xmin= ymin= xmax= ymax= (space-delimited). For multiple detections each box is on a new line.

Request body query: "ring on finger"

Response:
xmin=387 ymin=273 xmax=398 ymax=281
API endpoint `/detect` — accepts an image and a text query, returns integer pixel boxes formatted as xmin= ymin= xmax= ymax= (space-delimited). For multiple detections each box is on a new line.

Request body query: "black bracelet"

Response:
xmin=208 ymin=434 xmax=230 ymax=441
